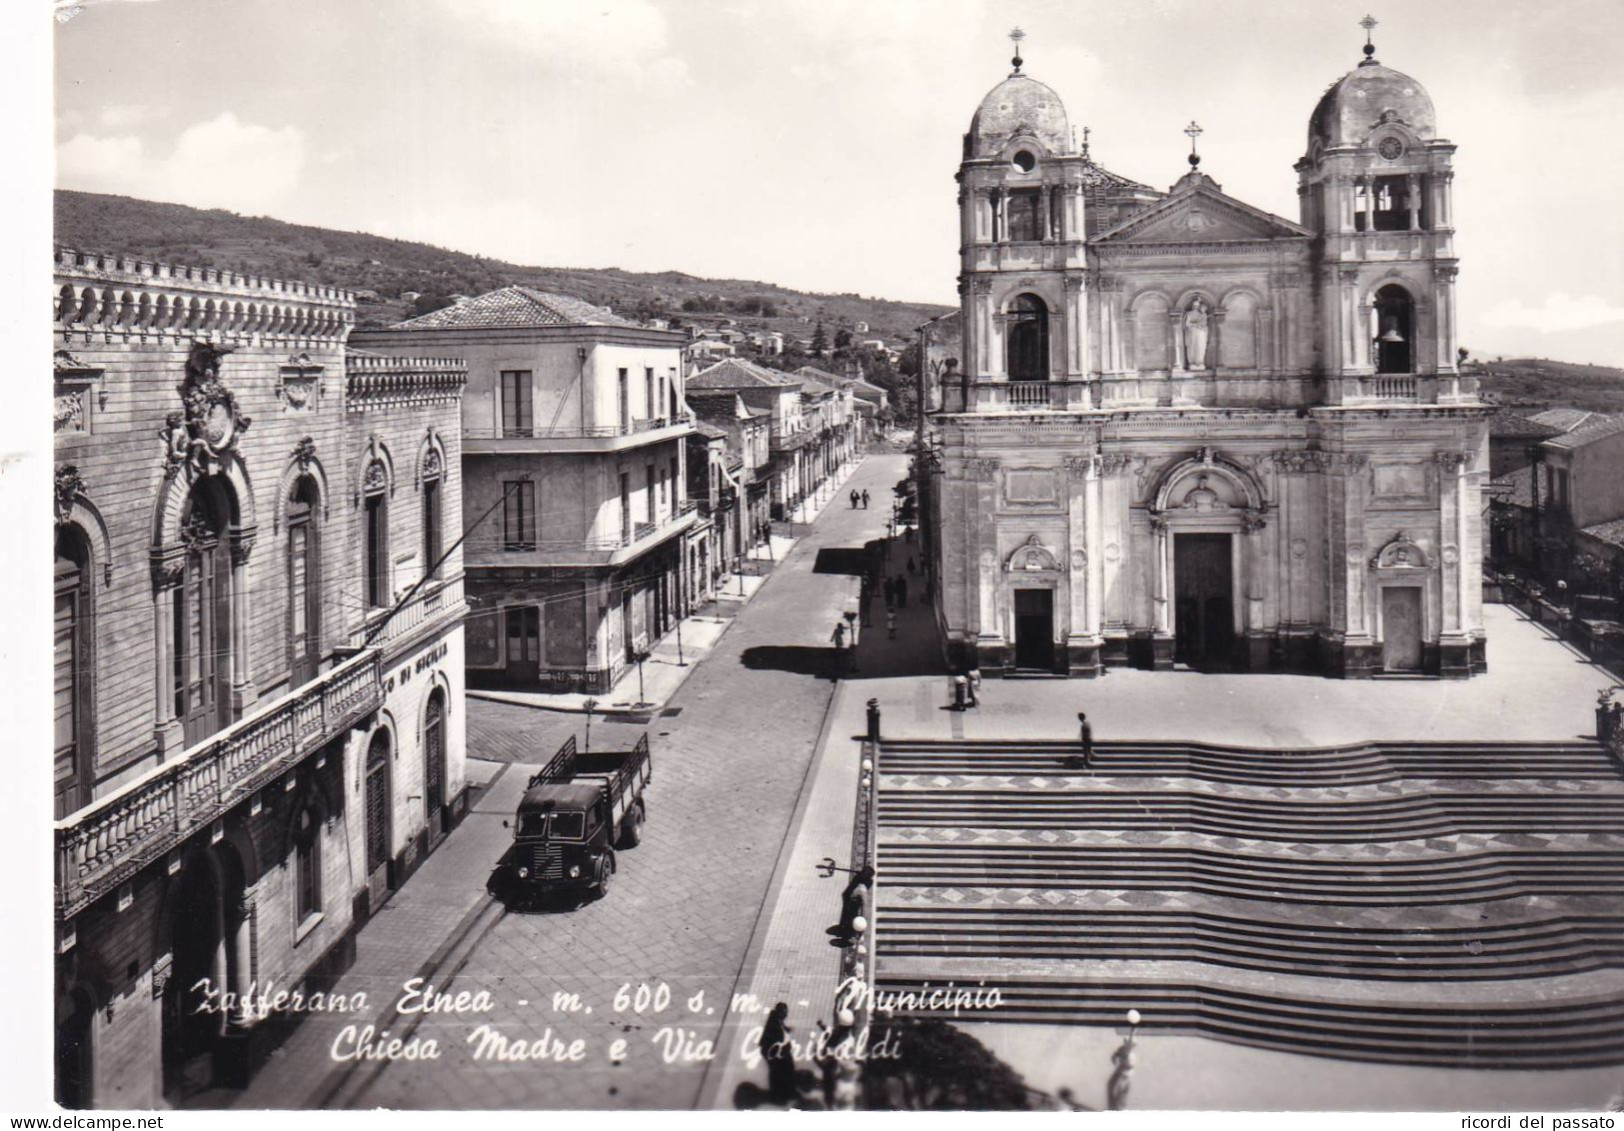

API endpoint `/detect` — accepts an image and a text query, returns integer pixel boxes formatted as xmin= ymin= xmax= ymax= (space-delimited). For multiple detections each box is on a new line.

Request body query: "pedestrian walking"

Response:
xmin=861 ymin=489 xmax=870 ymax=509
xmin=906 ymin=555 xmax=916 ymax=575
xmin=967 ymin=667 xmax=981 ymax=707
xmin=1076 ymin=712 xmax=1094 ymax=769
xmin=952 ymin=674 xmax=968 ymax=711
xmin=850 ymin=489 xmax=859 ymax=509
xmin=895 ymin=575 xmax=908 ymax=607
xmin=831 ymin=621 xmax=847 ymax=649
xmin=883 ymin=576 xmax=896 ymax=608
xmin=905 ymin=523 xmax=916 ymax=543
xmin=761 ymin=1002 xmax=798 ymax=1106
xmin=886 ymin=609 xmax=897 ymax=639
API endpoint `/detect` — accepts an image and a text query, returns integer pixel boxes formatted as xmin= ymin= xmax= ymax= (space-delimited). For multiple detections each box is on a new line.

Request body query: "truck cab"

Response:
xmin=490 ymin=734 xmax=650 ymax=903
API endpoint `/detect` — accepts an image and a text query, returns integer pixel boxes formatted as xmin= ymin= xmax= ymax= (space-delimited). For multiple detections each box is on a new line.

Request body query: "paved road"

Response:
xmin=347 ymin=455 xmax=907 ymax=1109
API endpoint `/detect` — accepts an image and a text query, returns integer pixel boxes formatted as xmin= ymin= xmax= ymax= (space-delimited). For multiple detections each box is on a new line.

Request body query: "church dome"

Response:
xmin=968 ymin=73 xmax=1071 ymax=159
xmin=1309 ymin=59 xmax=1436 ymax=151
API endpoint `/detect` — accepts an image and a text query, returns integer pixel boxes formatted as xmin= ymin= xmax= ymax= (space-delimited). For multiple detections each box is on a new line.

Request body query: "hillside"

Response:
xmin=1475 ymin=358 xmax=1624 ymax=415
xmin=54 ymin=190 xmax=952 ymax=344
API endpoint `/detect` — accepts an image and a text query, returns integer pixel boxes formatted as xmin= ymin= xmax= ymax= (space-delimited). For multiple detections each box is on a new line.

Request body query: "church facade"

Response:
xmin=927 ymin=29 xmax=1490 ymax=679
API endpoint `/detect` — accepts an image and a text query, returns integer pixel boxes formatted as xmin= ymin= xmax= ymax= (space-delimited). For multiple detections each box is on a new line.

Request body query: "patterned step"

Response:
xmin=877 ymin=906 xmax=1624 ymax=980
xmin=871 ymin=975 xmax=1624 ymax=1068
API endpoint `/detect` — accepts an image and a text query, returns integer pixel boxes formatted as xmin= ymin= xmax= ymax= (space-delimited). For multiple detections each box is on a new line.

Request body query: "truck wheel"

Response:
xmin=594 ymin=854 xmax=613 ymax=899
xmin=619 ymin=803 xmax=644 ymax=849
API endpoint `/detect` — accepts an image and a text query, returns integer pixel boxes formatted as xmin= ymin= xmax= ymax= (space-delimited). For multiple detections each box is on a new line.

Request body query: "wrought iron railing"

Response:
xmin=55 ymin=649 xmax=384 ymax=919
xmin=465 ymin=415 xmax=691 ymax=441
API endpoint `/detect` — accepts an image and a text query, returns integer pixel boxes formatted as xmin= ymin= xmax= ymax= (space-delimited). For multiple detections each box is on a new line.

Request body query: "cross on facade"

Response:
xmin=1184 ymin=120 xmax=1203 ymax=167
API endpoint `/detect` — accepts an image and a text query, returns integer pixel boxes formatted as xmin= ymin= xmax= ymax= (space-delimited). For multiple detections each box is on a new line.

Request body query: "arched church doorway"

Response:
xmin=1006 ymin=294 xmax=1050 ymax=381
xmin=1174 ymin=533 xmax=1235 ymax=669
xmin=1374 ymin=284 xmax=1415 ymax=375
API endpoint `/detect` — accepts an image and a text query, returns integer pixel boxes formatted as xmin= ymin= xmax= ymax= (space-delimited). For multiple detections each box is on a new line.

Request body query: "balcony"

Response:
xmin=349 ymin=573 xmax=465 ymax=652
xmin=464 ymin=505 xmax=699 ymax=570
xmin=1365 ymin=374 xmax=1419 ymax=400
xmin=959 ymin=380 xmax=1093 ymax=412
xmin=55 ymin=650 xmax=384 ymax=920
xmin=464 ymin=415 xmax=693 ymax=455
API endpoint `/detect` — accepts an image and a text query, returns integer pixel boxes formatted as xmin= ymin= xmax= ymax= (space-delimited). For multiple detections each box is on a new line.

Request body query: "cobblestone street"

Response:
xmin=239 ymin=453 xmax=909 ymax=1110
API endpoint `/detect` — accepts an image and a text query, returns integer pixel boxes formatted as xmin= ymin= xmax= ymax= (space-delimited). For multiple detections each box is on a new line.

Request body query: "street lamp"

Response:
xmin=583 ymin=697 xmax=599 ymax=753
xmin=1107 ymin=1009 xmax=1142 ymax=1111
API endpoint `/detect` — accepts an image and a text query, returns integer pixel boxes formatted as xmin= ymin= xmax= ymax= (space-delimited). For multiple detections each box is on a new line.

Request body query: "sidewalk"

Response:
xmin=698 ymin=527 xmax=947 ymax=1110
xmin=469 ymin=460 xmax=864 ymax=717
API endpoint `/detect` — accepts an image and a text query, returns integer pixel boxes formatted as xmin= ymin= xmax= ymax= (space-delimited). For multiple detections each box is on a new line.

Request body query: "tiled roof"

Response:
xmin=688 ymin=358 xmax=801 ymax=390
xmin=693 ymin=420 xmax=728 ymax=441
xmin=1489 ymin=408 xmax=1563 ymax=440
xmin=385 ymin=286 xmax=640 ymax=331
xmin=1528 ymin=407 xmax=1596 ymax=433
xmin=1582 ymin=518 xmax=1624 ymax=549
xmin=1544 ymin=414 xmax=1624 ymax=451
xmin=1489 ymin=469 xmax=1536 ymax=509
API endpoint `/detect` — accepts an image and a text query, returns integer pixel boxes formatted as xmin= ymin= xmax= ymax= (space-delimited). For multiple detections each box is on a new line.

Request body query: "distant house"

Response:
xmin=401 ymin=290 xmax=422 ymax=302
xmin=855 ymin=321 xmax=869 ymax=333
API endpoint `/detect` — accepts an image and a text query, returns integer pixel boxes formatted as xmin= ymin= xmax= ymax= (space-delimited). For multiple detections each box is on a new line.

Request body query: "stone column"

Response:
xmin=959 ymin=187 xmax=975 ymax=249
xmin=1336 ymin=176 xmax=1354 ymax=234
xmin=1063 ymin=277 xmax=1088 ymax=398
xmin=1340 ymin=452 xmax=1372 ymax=673
xmin=151 ymin=569 xmax=183 ymax=756
xmin=1170 ymin=311 xmax=1186 ymax=371
xmin=1436 ymin=264 xmax=1459 ymax=375
xmin=1150 ymin=515 xmax=1173 ymax=669
xmin=995 ymin=191 xmax=1007 ymax=243
xmin=229 ymin=528 xmax=257 ymax=715
xmin=1357 ymin=301 xmax=1375 ymax=372
xmin=1438 ymin=171 xmax=1454 ymax=229
xmin=974 ymin=278 xmax=995 ymax=380
xmin=1242 ymin=510 xmax=1270 ymax=670
xmin=1043 ymin=186 xmax=1055 ymax=241
xmin=1406 ymin=174 xmax=1421 ymax=230
xmin=970 ymin=459 xmax=1003 ymax=668
xmin=1065 ymin=183 xmax=1084 ymax=243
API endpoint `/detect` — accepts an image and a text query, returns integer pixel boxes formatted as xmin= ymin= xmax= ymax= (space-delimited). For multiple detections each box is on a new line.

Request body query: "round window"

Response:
xmin=1012 ymin=150 xmax=1036 ymax=173
xmin=1378 ymin=137 xmax=1404 ymax=161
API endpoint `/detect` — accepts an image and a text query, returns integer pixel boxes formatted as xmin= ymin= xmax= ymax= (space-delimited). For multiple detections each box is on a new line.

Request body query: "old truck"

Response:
xmin=490 ymin=733 xmax=651 ymax=902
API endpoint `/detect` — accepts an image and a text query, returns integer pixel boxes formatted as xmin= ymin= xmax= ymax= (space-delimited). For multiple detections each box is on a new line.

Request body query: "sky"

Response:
xmin=47 ymin=0 xmax=1624 ymax=366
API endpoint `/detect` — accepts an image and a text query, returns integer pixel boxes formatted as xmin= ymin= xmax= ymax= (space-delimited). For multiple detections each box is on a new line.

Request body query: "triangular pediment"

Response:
xmin=1094 ymin=183 xmax=1312 ymax=245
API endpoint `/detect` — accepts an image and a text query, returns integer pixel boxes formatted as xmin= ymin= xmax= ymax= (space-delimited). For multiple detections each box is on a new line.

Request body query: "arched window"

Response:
xmin=1006 ymin=294 xmax=1050 ymax=381
xmin=422 ymin=458 xmax=443 ymax=582
xmin=1374 ymin=284 xmax=1416 ymax=375
xmin=287 ymin=477 xmax=322 ymax=686
xmin=174 ymin=481 xmax=232 ymax=747
xmin=364 ymin=730 xmax=391 ymax=879
xmin=362 ymin=462 xmax=389 ymax=608
xmin=293 ymin=801 xmax=322 ymax=923
xmin=55 ymin=525 xmax=93 ymax=819
xmin=424 ymin=688 xmax=446 ymax=835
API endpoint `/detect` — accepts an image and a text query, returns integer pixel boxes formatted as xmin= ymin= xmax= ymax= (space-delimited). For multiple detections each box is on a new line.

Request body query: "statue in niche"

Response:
xmin=1182 ymin=299 xmax=1210 ymax=371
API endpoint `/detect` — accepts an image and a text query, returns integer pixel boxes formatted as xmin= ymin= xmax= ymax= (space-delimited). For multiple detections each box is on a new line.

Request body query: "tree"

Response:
xmin=861 ymin=1017 xmax=1041 ymax=1110
xmin=811 ymin=322 xmax=829 ymax=355
xmin=835 ymin=328 xmax=854 ymax=350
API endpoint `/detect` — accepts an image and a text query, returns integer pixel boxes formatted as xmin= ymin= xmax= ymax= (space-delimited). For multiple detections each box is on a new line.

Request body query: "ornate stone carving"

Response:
xmin=1062 ymin=276 xmax=1085 ymax=292
xmin=54 ymin=464 xmax=85 ymax=525
xmin=1063 ymin=456 xmax=1096 ymax=481
xmin=151 ymin=952 xmax=172 ymax=1001
xmin=1434 ymin=450 xmax=1470 ymax=472
xmin=229 ymin=529 xmax=257 ymax=567
xmin=55 ymin=389 xmax=86 ymax=434
xmin=422 ymin=446 xmax=444 ymax=480
xmin=967 ymin=457 xmax=1000 ymax=481
xmin=1070 ymin=550 xmax=1086 ymax=571
xmin=1242 ymin=510 xmax=1268 ymax=533
xmin=1290 ymin=537 xmax=1308 ymax=559
xmin=1370 ymin=531 xmax=1430 ymax=571
xmin=293 ymin=437 xmax=318 ymax=471
xmin=970 ymin=277 xmax=994 ymax=295
xmin=1006 ymin=534 xmax=1060 ymax=573
xmin=163 ymin=342 xmax=250 ymax=477
xmin=362 ymin=460 xmax=389 ymax=495
xmin=278 ymin=353 xmax=324 ymax=411
xmin=1099 ymin=453 xmax=1134 ymax=476
xmin=1105 ymin=542 xmax=1121 ymax=562
xmin=1441 ymin=544 xmax=1460 ymax=565
xmin=1177 ymin=473 xmax=1229 ymax=513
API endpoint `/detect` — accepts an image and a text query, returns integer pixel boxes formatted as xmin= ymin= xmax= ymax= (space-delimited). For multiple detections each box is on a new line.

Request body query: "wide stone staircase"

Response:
xmin=872 ymin=738 xmax=1624 ymax=1069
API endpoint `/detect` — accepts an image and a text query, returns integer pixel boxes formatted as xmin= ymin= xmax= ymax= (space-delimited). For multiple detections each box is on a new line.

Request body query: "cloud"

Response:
xmin=96 ymin=104 xmax=152 ymax=129
xmin=1481 ymin=293 xmax=1624 ymax=334
xmin=432 ymin=0 xmax=677 ymax=79
xmin=56 ymin=113 xmax=306 ymax=215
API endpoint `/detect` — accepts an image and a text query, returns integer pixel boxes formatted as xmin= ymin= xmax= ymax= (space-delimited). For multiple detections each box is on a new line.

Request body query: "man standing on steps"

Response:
xmin=1074 ymin=712 xmax=1094 ymax=769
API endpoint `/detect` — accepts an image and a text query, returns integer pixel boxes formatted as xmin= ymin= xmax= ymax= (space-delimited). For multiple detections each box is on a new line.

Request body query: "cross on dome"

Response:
xmin=1008 ymin=26 xmax=1025 ymax=74
xmin=1359 ymin=14 xmax=1380 ymax=64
